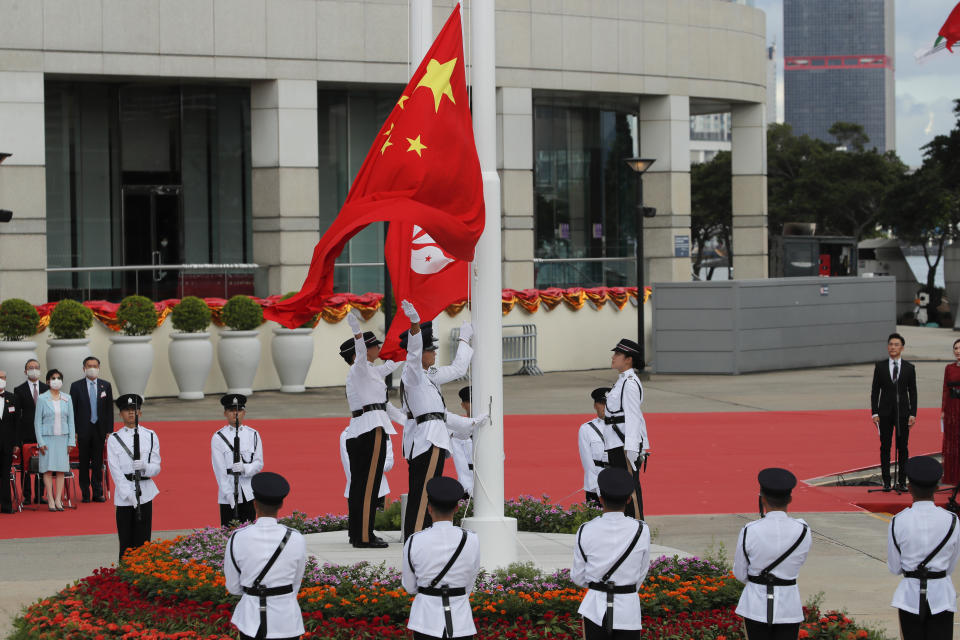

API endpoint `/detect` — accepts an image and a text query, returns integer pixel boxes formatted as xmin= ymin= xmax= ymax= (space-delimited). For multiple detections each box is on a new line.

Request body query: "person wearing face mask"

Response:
xmin=34 ymin=369 xmax=76 ymax=511
xmin=70 ymin=356 xmax=113 ymax=502
xmin=0 ymin=370 xmax=19 ymax=513
xmin=14 ymin=359 xmax=48 ymax=504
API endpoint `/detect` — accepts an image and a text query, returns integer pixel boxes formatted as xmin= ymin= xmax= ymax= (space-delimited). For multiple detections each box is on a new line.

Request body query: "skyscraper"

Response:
xmin=784 ymin=0 xmax=895 ymax=152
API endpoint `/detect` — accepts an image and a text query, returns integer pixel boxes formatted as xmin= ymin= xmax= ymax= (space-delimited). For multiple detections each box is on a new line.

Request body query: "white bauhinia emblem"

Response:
xmin=410 ymin=225 xmax=457 ymax=274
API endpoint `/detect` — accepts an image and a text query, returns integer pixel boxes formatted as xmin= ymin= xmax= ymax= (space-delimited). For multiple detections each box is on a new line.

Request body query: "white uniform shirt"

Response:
xmin=733 ymin=511 xmax=811 ymax=624
xmin=400 ymin=330 xmax=473 ymax=459
xmin=106 ymin=425 xmax=161 ymax=507
xmin=346 ymin=335 xmax=402 ymax=438
xmin=603 ymin=370 xmax=648 ymax=454
xmin=578 ymin=419 xmax=608 ymax=493
xmin=211 ymin=424 xmax=264 ymax=507
xmin=340 ymin=426 xmax=394 ymax=498
xmin=224 ymin=517 xmax=307 ymax=638
xmin=572 ymin=512 xmax=650 ymax=630
xmin=402 ymin=520 xmax=480 ymax=637
xmin=888 ymin=501 xmax=960 ymax=614
xmin=449 ymin=436 xmax=474 ymax=496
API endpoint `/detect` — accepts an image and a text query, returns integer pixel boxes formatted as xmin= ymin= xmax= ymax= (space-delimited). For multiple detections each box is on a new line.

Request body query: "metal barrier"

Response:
xmin=450 ymin=324 xmax=542 ymax=376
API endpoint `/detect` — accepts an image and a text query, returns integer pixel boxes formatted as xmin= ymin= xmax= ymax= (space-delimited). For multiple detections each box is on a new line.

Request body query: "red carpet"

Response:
xmin=0 ymin=408 xmax=946 ymax=540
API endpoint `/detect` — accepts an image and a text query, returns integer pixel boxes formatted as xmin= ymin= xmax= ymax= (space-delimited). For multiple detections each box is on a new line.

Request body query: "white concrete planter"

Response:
xmin=218 ymin=330 xmax=261 ymax=395
xmin=108 ymin=335 xmax=154 ymax=397
xmin=168 ymin=332 xmax=212 ymax=400
xmin=271 ymin=327 xmax=314 ymax=393
xmin=46 ymin=338 xmax=92 ymax=379
xmin=0 ymin=341 xmax=38 ymax=388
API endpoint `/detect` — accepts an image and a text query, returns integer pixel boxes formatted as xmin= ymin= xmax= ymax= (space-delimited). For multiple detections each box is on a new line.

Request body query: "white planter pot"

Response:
xmin=169 ymin=332 xmax=212 ymax=400
xmin=46 ymin=338 xmax=92 ymax=380
xmin=0 ymin=341 xmax=38 ymax=388
xmin=218 ymin=330 xmax=261 ymax=395
xmin=271 ymin=327 xmax=314 ymax=393
xmin=108 ymin=335 xmax=154 ymax=397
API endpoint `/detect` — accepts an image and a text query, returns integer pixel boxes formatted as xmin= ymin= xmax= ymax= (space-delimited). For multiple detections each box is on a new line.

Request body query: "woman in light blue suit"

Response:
xmin=35 ymin=369 xmax=76 ymax=511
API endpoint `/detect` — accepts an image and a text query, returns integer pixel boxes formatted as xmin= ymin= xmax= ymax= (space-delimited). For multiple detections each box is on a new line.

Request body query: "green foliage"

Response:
xmin=691 ymin=151 xmax=732 ymax=279
xmin=116 ymin=295 xmax=159 ymax=336
xmin=220 ymin=295 xmax=263 ymax=331
xmin=170 ymin=296 xmax=212 ymax=333
xmin=48 ymin=299 xmax=94 ymax=339
xmin=375 ymin=498 xmax=403 ymax=530
xmin=0 ymin=298 xmax=39 ymax=341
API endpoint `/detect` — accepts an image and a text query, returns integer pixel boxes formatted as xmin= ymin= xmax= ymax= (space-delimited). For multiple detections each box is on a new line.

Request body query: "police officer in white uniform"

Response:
xmin=106 ymin=394 xmax=161 ymax=561
xmin=733 ymin=468 xmax=812 ymax=640
xmin=604 ymin=339 xmax=648 ymax=519
xmin=225 ymin=472 xmax=307 ymax=640
xmin=402 ymin=476 xmax=480 ymax=640
xmin=449 ymin=386 xmax=475 ymax=498
xmin=572 ymin=467 xmax=651 ymax=639
xmin=342 ymin=311 xmax=402 ymax=548
xmin=340 ymin=422 xmax=394 ymax=512
xmin=888 ymin=456 xmax=960 ymax=640
xmin=212 ymin=393 xmax=265 ymax=527
xmin=578 ymin=387 xmax=611 ymax=506
xmin=398 ymin=300 xmax=485 ymax=538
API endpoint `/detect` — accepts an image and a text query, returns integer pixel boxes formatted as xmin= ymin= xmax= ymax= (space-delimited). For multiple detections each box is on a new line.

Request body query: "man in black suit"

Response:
xmin=70 ymin=356 xmax=113 ymax=502
xmin=0 ymin=370 xmax=18 ymax=513
xmin=871 ymin=332 xmax=918 ymax=492
xmin=14 ymin=358 xmax=47 ymax=503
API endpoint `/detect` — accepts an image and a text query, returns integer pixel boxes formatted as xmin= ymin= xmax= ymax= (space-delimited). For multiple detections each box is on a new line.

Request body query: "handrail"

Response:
xmin=46 ymin=263 xmax=260 ymax=273
xmin=532 ymin=257 xmax=636 ymax=264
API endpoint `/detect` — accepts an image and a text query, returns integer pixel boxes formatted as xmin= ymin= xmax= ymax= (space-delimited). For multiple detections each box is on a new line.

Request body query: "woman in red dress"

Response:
xmin=941 ymin=339 xmax=960 ymax=485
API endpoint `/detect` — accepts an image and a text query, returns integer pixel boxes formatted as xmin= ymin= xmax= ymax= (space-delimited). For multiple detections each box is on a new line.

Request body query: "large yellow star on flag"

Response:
xmin=406 ymin=134 xmax=427 ymax=157
xmin=415 ymin=58 xmax=457 ymax=113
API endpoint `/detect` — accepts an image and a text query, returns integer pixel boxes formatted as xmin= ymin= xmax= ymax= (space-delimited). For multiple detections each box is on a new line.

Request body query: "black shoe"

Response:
xmin=882 ymin=483 xmax=892 ymax=492
xmin=93 ymin=495 xmax=106 ymax=503
xmin=81 ymin=497 xmax=91 ymax=503
xmin=352 ymin=539 xmax=389 ymax=549
xmin=895 ymin=483 xmax=908 ymax=492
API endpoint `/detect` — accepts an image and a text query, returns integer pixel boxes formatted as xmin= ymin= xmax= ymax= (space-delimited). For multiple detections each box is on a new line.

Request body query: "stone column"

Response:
xmin=731 ymin=102 xmax=768 ymax=279
xmin=250 ymin=79 xmax=320 ymax=296
xmin=497 ymin=87 xmax=534 ymax=290
xmin=639 ymin=95 xmax=692 ymax=285
xmin=0 ymin=72 xmax=47 ymax=303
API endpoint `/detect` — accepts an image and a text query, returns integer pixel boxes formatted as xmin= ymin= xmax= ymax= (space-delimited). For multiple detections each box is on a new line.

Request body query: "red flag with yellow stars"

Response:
xmin=265 ymin=4 xmax=483 ymax=329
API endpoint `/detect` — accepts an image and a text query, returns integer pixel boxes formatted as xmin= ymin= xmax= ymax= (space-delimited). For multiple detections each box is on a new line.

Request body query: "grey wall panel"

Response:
xmin=654 ymin=309 xmax=736 ymax=331
xmin=737 ymin=321 xmax=893 ymax=350
xmin=738 ymin=302 xmax=893 ymax=329
xmin=651 ymin=285 xmax=735 ymax=310
xmin=655 ymin=330 xmax=736 ymax=352
xmin=652 ymin=351 xmax=737 ymax=375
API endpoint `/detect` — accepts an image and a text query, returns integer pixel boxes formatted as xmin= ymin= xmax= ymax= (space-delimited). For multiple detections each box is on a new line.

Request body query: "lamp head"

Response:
xmin=0 ymin=210 xmax=11 ymax=223
xmin=0 ymin=153 xmax=11 ymax=165
xmin=624 ymin=157 xmax=656 ymax=174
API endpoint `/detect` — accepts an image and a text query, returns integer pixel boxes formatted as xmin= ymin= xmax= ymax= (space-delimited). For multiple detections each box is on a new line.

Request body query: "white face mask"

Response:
xmin=85 ymin=367 xmax=99 ymax=380
xmin=49 ymin=379 xmax=63 ymax=391
xmin=0 ymin=379 xmax=6 ymax=391
xmin=26 ymin=368 xmax=40 ymax=381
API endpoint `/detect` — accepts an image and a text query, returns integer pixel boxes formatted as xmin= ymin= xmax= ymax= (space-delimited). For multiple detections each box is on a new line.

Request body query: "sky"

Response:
xmin=753 ymin=0 xmax=960 ymax=167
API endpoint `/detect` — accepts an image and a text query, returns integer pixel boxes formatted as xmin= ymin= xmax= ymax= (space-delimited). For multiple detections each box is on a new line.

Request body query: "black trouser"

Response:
xmin=0 ymin=442 xmax=14 ymax=510
xmin=117 ymin=500 xmax=153 ymax=561
xmin=605 ymin=447 xmax=643 ymax=520
xmin=413 ymin=632 xmax=473 ymax=640
xmin=743 ymin=619 xmax=801 ymax=640
xmin=879 ymin=413 xmax=910 ymax=486
xmin=346 ymin=427 xmax=387 ymax=543
xmin=898 ymin=603 xmax=954 ymax=640
xmin=582 ymin=616 xmax=641 ymax=639
xmin=77 ymin=428 xmax=106 ymax=498
xmin=219 ymin=500 xmax=256 ymax=527
xmin=404 ymin=445 xmax=445 ymax=539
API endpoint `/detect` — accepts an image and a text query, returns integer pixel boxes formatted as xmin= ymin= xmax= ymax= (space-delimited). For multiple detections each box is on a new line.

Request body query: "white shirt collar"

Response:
xmin=431 ymin=520 xmax=455 ymax=528
xmin=763 ymin=510 xmax=789 ymax=519
xmin=256 ymin=516 xmax=278 ymax=526
xmin=601 ymin=511 xmax=627 ymax=520
xmin=890 ymin=357 xmax=901 ymax=364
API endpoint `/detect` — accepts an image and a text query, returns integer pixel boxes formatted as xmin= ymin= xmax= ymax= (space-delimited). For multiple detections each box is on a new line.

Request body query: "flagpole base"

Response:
xmin=460 ymin=516 xmax=518 ymax=569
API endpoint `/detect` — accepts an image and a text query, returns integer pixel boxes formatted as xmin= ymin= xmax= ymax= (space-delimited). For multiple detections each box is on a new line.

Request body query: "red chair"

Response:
xmin=8 ymin=448 xmax=23 ymax=512
xmin=64 ymin=446 xmax=81 ymax=508
xmin=19 ymin=444 xmax=42 ymax=510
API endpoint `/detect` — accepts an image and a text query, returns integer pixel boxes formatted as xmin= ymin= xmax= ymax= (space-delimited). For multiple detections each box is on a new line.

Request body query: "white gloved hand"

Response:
xmin=625 ymin=450 xmax=640 ymax=466
xmin=458 ymin=322 xmax=474 ymax=342
xmin=132 ymin=460 xmax=146 ymax=472
xmin=231 ymin=462 xmax=244 ymax=474
xmin=473 ymin=413 xmax=489 ymax=427
xmin=346 ymin=311 xmax=362 ymax=335
xmin=401 ymin=299 xmax=419 ymax=322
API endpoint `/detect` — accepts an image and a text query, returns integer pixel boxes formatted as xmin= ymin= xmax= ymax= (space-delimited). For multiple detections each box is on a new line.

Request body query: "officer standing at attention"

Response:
xmin=449 ymin=386 xmax=475 ymax=498
xmin=212 ymin=394 xmax=264 ymax=527
xmin=604 ymin=339 xmax=648 ymax=519
xmin=888 ymin=456 xmax=960 ymax=640
xmin=578 ymin=387 xmax=611 ymax=506
xmin=106 ymin=394 xmax=161 ymax=561
xmin=402 ymin=476 xmax=480 ymax=640
xmin=225 ymin=472 xmax=306 ymax=640
xmin=572 ymin=467 xmax=650 ymax=639
xmin=733 ymin=468 xmax=812 ymax=640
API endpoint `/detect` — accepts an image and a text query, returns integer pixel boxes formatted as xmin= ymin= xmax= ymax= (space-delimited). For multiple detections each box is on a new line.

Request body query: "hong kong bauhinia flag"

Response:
xmin=264 ymin=4 xmax=483 ymax=330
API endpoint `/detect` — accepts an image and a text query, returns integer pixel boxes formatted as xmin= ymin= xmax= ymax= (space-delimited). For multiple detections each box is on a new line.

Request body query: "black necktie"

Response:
xmin=892 ymin=361 xmax=899 ymax=383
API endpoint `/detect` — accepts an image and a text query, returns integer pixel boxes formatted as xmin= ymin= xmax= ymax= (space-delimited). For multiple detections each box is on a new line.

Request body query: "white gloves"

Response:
xmin=231 ymin=462 xmax=244 ymax=474
xmin=459 ymin=321 xmax=474 ymax=343
xmin=346 ymin=311 xmax=362 ymax=335
xmin=625 ymin=450 xmax=640 ymax=466
xmin=401 ymin=299 xmax=419 ymax=322
xmin=132 ymin=460 xmax=146 ymax=472
xmin=473 ymin=413 xmax=489 ymax=427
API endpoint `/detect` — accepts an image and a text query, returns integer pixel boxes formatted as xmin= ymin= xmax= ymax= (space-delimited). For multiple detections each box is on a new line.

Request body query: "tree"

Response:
xmin=690 ymin=151 xmax=732 ymax=280
xmin=829 ymin=121 xmax=870 ymax=152
xmin=766 ymin=123 xmax=831 ymax=236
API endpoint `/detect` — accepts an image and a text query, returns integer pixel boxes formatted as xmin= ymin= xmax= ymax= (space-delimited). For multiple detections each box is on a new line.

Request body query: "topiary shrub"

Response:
xmin=0 ymin=298 xmax=40 ymax=341
xmin=116 ymin=295 xmax=159 ymax=336
xmin=171 ymin=296 xmax=212 ymax=333
xmin=221 ymin=295 xmax=263 ymax=331
xmin=49 ymin=299 xmax=94 ymax=339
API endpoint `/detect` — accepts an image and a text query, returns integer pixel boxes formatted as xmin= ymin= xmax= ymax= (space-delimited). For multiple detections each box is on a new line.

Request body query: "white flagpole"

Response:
xmin=462 ymin=0 xmax=518 ymax=568
xmin=409 ymin=0 xmax=433 ymax=72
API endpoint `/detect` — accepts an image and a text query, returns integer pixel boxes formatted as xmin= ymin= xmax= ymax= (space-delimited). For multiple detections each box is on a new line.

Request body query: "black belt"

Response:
xmin=351 ymin=403 xmax=387 ymax=418
xmin=904 ymin=569 xmax=948 ymax=620
xmin=593 ymin=459 xmax=609 ymax=468
xmin=467 ymin=464 xmax=474 ymax=470
xmin=418 ymin=585 xmax=467 ymax=635
xmin=747 ymin=574 xmax=797 ymax=626
xmin=123 ymin=473 xmax=139 ymax=481
xmin=588 ymin=582 xmax=637 ymax=635
xmin=407 ymin=411 xmax=446 ymax=424
xmin=604 ymin=416 xmax=625 ymax=425
xmin=242 ymin=584 xmax=294 ymax=638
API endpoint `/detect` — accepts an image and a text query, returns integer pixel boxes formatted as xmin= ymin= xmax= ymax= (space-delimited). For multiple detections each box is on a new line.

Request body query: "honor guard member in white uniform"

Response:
xmin=212 ymin=394 xmax=264 ymax=527
xmin=604 ymin=339 xmax=649 ymax=520
xmin=225 ymin=472 xmax=307 ymax=640
xmin=340 ymin=423 xmax=394 ymax=516
xmin=734 ymin=468 xmax=812 ymax=640
xmin=342 ymin=311 xmax=402 ymax=548
xmin=449 ymin=386 xmax=475 ymax=498
xmin=107 ymin=394 xmax=161 ymax=561
xmin=579 ymin=388 xmax=611 ymax=506
xmin=572 ymin=467 xmax=651 ymax=639
xmin=403 ymin=476 xmax=480 ymax=640
xmin=398 ymin=300 xmax=485 ymax=538
xmin=888 ymin=456 xmax=960 ymax=640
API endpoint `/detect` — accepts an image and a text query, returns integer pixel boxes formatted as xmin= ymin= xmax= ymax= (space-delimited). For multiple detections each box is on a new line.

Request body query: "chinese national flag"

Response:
xmin=264 ymin=5 xmax=483 ymax=329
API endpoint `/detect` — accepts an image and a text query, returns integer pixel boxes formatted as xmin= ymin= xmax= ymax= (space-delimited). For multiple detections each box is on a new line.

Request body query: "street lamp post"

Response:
xmin=624 ymin=157 xmax=656 ymax=369
xmin=0 ymin=152 xmax=11 ymax=223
